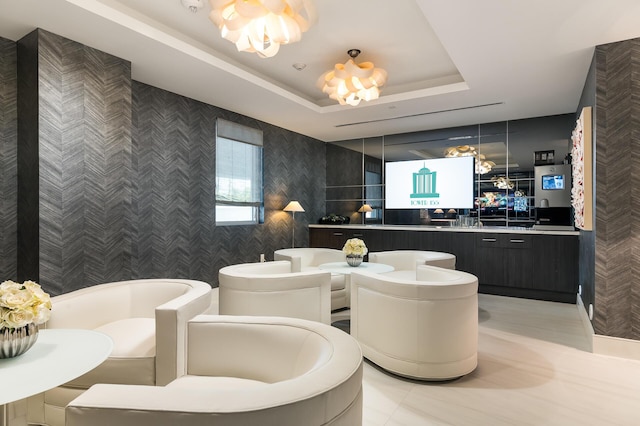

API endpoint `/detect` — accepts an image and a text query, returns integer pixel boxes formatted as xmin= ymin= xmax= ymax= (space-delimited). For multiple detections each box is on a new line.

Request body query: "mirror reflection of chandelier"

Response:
xmin=444 ymin=145 xmax=495 ymax=174
xmin=491 ymin=176 xmax=514 ymax=189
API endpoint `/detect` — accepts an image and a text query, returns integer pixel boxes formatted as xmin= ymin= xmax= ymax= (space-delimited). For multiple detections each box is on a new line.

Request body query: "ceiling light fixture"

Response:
xmin=317 ymin=49 xmax=388 ymax=106
xmin=208 ymin=0 xmax=317 ymax=58
xmin=181 ymin=0 xmax=204 ymax=13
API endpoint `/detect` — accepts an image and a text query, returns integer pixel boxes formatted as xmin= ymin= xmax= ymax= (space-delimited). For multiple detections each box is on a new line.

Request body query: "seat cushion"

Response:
xmin=65 ymin=318 xmax=156 ymax=388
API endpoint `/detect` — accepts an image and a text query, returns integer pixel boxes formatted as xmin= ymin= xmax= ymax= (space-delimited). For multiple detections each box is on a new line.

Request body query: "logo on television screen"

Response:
xmin=410 ymin=164 xmax=440 ymax=203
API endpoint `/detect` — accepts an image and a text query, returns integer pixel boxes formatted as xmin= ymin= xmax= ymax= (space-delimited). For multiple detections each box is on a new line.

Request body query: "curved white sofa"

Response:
xmin=29 ymin=278 xmax=212 ymax=426
xmin=369 ymin=250 xmax=456 ymax=279
xmin=350 ymin=265 xmax=478 ymax=381
xmin=218 ymin=260 xmax=332 ymax=324
xmin=274 ymin=248 xmax=348 ymax=310
xmin=66 ymin=315 xmax=364 ymax=426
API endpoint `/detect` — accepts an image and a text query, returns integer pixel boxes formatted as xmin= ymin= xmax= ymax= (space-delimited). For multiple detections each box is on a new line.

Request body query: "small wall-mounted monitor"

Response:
xmin=541 ymin=175 xmax=564 ymax=190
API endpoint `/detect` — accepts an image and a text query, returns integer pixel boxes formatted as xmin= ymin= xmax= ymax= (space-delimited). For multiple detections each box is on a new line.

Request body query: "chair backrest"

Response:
xmin=218 ymin=262 xmax=332 ymax=324
xmin=274 ymin=248 xmax=345 ymax=271
xmin=47 ymin=279 xmax=208 ymax=329
xmin=186 ymin=316 xmax=333 ymax=382
xmin=369 ymin=250 xmax=456 ymax=271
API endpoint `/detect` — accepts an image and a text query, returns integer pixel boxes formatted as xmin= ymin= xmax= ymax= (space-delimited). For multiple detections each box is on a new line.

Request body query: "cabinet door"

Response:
xmin=448 ymin=232 xmax=476 ymax=273
xmin=475 ymin=234 xmax=508 ymax=286
xmin=503 ymin=235 xmax=534 ymax=289
xmin=533 ymin=235 xmax=578 ymax=293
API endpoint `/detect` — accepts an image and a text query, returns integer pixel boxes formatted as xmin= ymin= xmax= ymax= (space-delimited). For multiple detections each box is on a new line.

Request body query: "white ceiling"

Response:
xmin=2 ymin=0 xmax=640 ymax=143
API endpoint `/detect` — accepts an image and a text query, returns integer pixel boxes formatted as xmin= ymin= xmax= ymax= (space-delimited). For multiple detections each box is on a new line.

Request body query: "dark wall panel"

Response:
xmin=0 ymin=37 xmax=17 ymax=279
xmin=18 ymin=29 xmax=132 ymax=295
xmin=593 ymin=38 xmax=640 ymax=339
xmin=132 ymin=82 xmax=326 ymax=285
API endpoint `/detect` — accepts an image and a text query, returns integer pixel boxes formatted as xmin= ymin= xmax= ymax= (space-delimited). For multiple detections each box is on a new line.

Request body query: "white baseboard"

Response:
xmin=593 ymin=334 xmax=640 ymax=361
xmin=576 ymin=294 xmax=594 ymax=353
xmin=578 ymin=294 xmax=640 ymax=361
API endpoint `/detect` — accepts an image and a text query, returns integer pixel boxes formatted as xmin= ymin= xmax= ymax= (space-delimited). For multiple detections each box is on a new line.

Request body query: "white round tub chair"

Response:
xmin=66 ymin=315 xmax=364 ymax=426
xmin=28 ymin=278 xmax=212 ymax=426
xmin=274 ymin=248 xmax=349 ymax=310
xmin=368 ymin=250 xmax=456 ymax=280
xmin=218 ymin=260 xmax=332 ymax=324
xmin=350 ymin=265 xmax=478 ymax=381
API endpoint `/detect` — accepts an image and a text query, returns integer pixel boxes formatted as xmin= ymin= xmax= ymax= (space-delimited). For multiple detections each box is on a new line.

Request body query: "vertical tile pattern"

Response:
xmin=19 ymin=29 xmax=132 ymax=294
xmin=0 ymin=37 xmax=17 ymax=279
xmin=594 ymin=38 xmax=640 ymax=339
xmin=132 ymin=82 xmax=326 ymax=285
xmin=14 ymin=29 xmax=325 ymax=293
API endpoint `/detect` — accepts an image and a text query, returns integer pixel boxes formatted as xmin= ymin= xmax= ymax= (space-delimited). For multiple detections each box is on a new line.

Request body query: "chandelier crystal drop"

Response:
xmin=317 ymin=49 xmax=388 ymax=106
xmin=209 ymin=0 xmax=317 ymax=58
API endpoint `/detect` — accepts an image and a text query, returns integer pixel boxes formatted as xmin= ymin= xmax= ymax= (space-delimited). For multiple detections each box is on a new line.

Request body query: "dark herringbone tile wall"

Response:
xmin=13 ymin=29 xmax=326 ymax=293
xmin=133 ymin=82 xmax=326 ymax=285
xmin=0 ymin=37 xmax=17 ymax=280
xmin=594 ymin=38 xmax=640 ymax=339
xmin=18 ymin=29 xmax=133 ymax=294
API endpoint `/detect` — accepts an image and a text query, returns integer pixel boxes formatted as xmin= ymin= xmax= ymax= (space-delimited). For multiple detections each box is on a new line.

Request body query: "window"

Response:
xmin=216 ymin=119 xmax=263 ymax=225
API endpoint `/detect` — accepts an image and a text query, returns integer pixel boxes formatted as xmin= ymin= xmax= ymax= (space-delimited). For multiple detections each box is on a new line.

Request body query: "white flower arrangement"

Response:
xmin=342 ymin=238 xmax=368 ymax=257
xmin=0 ymin=280 xmax=52 ymax=329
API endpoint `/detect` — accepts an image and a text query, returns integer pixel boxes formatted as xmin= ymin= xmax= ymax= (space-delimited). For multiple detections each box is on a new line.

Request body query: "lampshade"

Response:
xmin=433 ymin=208 xmax=444 ymax=214
xmin=209 ymin=0 xmax=317 ymax=58
xmin=317 ymin=49 xmax=388 ymax=106
xmin=283 ymin=201 xmax=305 ymax=212
xmin=358 ymin=204 xmax=373 ymax=213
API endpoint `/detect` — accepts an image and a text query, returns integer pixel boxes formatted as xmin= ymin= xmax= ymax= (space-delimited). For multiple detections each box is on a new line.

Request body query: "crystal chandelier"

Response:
xmin=317 ymin=49 xmax=388 ymax=106
xmin=208 ymin=0 xmax=317 ymax=58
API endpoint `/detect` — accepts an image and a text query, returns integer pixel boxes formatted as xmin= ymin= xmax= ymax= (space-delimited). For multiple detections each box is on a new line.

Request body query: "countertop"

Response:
xmin=309 ymin=223 xmax=580 ymax=236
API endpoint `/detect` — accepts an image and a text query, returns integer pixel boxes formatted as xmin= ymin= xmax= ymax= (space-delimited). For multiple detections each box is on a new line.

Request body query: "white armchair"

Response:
xmin=350 ymin=265 xmax=478 ymax=380
xmin=369 ymin=250 xmax=456 ymax=279
xmin=218 ymin=260 xmax=332 ymax=324
xmin=28 ymin=278 xmax=212 ymax=426
xmin=274 ymin=248 xmax=348 ymax=310
xmin=66 ymin=315 xmax=364 ymax=426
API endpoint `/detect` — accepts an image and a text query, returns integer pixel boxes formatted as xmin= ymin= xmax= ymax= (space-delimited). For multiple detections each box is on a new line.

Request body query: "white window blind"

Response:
xmin=215 ymin=119 xmax=263 ymax=225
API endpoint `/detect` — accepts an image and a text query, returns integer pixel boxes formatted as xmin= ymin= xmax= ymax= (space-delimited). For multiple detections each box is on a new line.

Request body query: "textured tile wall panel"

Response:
xmin=19 ymin=30 xmax=132 ymax=295
xmin=132 ymin=82 xmax=326 ymax=285
xmin=594 ymin=38 xmax=640 ymax=339
xmin=0 ymin=37 xmax=17 ymax=279
xmin=15 ymin=30 xmax=325 ymax=293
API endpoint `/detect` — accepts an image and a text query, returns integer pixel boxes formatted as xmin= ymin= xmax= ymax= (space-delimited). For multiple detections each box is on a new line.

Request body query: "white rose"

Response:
xmin=0 ymin=285 xmax=34 ymax=310
xmin=2 ymin=307 xmax=34 ymax=329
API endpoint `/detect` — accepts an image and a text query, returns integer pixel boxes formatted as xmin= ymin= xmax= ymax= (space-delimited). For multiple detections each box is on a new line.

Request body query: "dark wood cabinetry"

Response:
xmin=309 ymin=226 xmax=578 ymax=303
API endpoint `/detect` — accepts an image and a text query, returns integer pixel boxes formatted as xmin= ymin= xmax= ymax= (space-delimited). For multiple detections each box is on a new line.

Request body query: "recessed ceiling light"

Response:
xmin=292 ymin=63 xmax=307 ymax=71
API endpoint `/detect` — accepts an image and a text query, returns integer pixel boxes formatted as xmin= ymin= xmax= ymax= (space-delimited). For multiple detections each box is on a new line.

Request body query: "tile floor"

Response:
xmin=333 ymin=294 xmax=640 ymax=425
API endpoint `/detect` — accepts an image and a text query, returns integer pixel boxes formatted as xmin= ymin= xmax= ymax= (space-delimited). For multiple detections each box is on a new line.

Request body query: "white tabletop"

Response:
xmin=0 ymin=329 xmax=113 ymax=405
xmin=318 ymin=261 xmax=394 ymax=275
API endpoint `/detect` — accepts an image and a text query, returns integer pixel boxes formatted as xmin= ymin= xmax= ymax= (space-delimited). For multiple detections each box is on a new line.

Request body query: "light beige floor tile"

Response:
xmin=357 ymin=294 xmax=640 ymax=426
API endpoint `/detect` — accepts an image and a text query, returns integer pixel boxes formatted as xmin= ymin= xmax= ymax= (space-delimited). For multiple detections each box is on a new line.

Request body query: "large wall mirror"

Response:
xmin=325 ymin=114 xmax=574 ymax=227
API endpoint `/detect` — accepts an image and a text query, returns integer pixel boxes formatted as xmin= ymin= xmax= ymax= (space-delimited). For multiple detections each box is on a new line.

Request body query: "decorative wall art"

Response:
xmin=571 ymin=107 xmax=593 ymax=230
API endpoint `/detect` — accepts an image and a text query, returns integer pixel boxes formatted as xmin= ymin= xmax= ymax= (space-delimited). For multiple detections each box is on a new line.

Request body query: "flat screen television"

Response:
xmin=385 ymin=156 xmax=474 ymax=209
xmin=541 ymin=174 xmax=564 ymax=190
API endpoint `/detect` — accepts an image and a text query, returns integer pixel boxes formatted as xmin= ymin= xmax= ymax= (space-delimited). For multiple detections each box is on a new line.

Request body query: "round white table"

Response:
xmin=318 ymin=261 xmax=395 ymax=275
xmin=0 ymin=329 xmax=113 ymax=426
